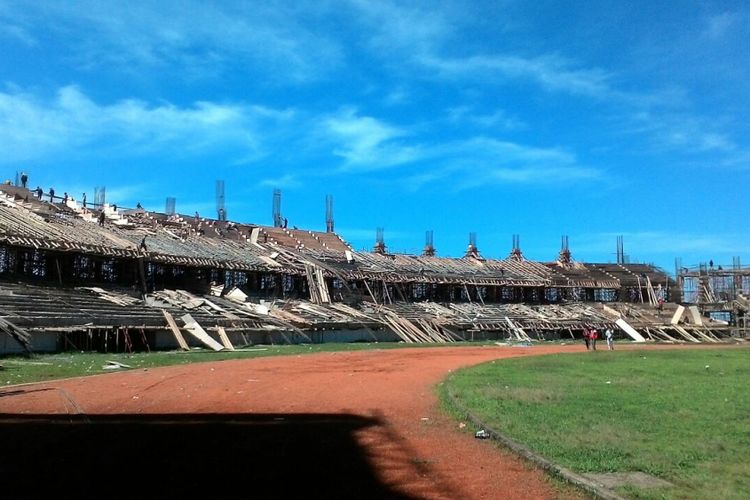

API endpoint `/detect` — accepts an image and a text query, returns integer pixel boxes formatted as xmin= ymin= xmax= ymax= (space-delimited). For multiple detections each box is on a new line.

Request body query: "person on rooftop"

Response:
xmin=20 ymin=172 xmax=28 ymax=188
xmin=48 ymin=187 xmax=55 ymax=203
xmin=98 ymin=211 xmax=105 ymax=227
xmin=35 ymin=186 xmax=43 ymax=199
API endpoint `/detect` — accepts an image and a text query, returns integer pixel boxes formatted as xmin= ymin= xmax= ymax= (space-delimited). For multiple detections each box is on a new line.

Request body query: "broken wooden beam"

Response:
xmin=162 ymin=309 xmax=189 ymax=351
xmin=216 ymin=326 xmax=235 ymax=351
xmin=614 ymin=318 xmax=646 ymax=342
xmin=180 ymin=313 xmax=224 ymax=351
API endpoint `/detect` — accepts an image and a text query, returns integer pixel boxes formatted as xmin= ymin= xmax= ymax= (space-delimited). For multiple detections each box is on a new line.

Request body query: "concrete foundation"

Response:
xmin=1 ymin=331 xmax=57 ymax=354
xmin=152 ymin=327 xmax=402 ymax=350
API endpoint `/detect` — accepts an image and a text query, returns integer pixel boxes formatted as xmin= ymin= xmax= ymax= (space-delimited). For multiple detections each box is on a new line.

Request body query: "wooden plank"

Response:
xmin=304 ymin=264 xmax=321 ymax=304
xmin=614 ymin=318 xmax=646 ymax=342
xmin=296 ymin=302 xmax=332 ymax=318
xmin=315 ymin=267 xmax=331 ymax=303
xmin=673 ymin=325 xmax=701 ymax=343
xmin=654 ymin=327 xmax=679 ymax=342
xmin=601 ymin=304 xmax=622 ymax=319
xmin=180 ymin=313 xmax=224 ymax=351
xmin=687 ymin=306 xmax=704 ymax=326
xmin=504 ymin=317 xmax=521 ymax=340
xmin=381 ymin=315 xmax=413 ymax=343
xmin=0 ymin=316 xmax=32 ymax=354
xmin=688 ymin=327 xmax=716 ymax=343
xmin=216 ymin=326 xmax=235 ymax=351
xmin=702 ymin=328 xmax=721 ymax=341
xmin=382 ymin=280 xmax=393 ymax=305
xmin=270 ymin=308 xmax=312 ymax=326
xmin=362 ymin=280 xmax=378 ymax=305
xmin=162 ymin=310 xmax=189 ymax=350
xmin=417 ymin=319 xmax=452 ymax=342
xmin=397 ymin=315 xmax=433 ymax=343
xmin=225 ymin=287 xmax=248 ymax=303
xmin=384 ymin=313 xmax=421 ymax=342
xmin=670 ymin=305 xmax=685 ymax=325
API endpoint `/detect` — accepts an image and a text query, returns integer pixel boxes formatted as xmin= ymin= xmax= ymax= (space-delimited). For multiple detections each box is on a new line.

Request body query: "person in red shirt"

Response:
xmin=583 ymin=327 xmax=591 ymax=350
xmin=590 ymin=328 xmax=599 ymax=350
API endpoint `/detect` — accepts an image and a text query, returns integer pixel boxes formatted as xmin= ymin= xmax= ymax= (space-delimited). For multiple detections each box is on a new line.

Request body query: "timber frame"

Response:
xmin=2 ymin=184 xmax=733 ymax=354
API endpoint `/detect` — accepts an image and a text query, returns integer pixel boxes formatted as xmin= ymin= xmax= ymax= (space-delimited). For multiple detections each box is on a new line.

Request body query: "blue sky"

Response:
xmin=1 ymin=1 xmax=749 ymax=272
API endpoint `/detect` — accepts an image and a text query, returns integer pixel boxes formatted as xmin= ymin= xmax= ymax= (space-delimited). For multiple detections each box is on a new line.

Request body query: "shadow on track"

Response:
xmin=0 ymin=412 xmax=417 ymax=499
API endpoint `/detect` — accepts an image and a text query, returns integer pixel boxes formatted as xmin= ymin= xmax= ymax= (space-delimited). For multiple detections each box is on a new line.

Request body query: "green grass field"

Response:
xmin=440 ymin=347 xmax=750 ymax=499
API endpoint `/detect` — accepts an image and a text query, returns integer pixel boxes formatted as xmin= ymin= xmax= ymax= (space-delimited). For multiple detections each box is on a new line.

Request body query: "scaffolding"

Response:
xmin=216 ymin=180 xmax=226 ymax=221
xmin=272 ymin=189 xmax=282 ymax=228
xmin=165 ymin=197 xmax=176 ymax=216
xmin=678 ymin=259 xmax=750 ymax=304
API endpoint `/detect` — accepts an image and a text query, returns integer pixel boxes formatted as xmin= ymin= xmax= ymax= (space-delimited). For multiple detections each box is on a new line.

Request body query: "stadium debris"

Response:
xmin=0 ymin=184 xmax=741 ymax=353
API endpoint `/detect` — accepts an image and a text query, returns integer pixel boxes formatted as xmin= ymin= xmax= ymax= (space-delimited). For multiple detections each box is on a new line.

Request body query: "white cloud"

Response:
xmin=719 ymin=150 xmax=750 ymax=169
xmin=420 ymin=53 xmax=614 ymax=98
xmin=400 ymin=170 xmax=448 ymax=192
xmin=0 ymin=85 xmax=293 ymax=163
xmin=705 ymin=12 xmax=739 ymax=39
xmin=348 ymin=2 xmax=618 ymax=99
xmin=0 ymin=86 xmax=600 ymax=188
xmin=450 ymin=138 xmax=599 ymax=189
xmin=446 ymin=106 xmax=526 ymax=130
xmin=322 ymin=108 xmax=424 ymax=169
xmin=348 ymin=0 xmax=451 ymax=55
xmin=259 ymin=174 xmax=300 ymax=189
xmin=402 ymin=137 xmax=600 ymax=190
xmin=697 ymin=132 xmax=735 ymax=152
xmin=313 ymin=103 xmax=601 ymax=185
xmin=0 ymin=22 xmax=36 ymax=46
xmin=383 ymin=87 xmax=410 ymax=106
xmin=0 ymin=1 xmax=342 ymax=81
xmin=624 ymin=110 xmax=736 ymax=154
xmin=318 ymin=110 xmax=582 ymax=181
xmin=466 ymin=137 xmax=577 ymax=164
xmin=486 ymin=165 xmax=598 ymax=184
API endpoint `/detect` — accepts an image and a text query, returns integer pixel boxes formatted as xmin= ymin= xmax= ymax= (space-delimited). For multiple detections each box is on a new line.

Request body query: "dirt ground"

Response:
xmin=0 ymin=344 xmax=596 ymax=498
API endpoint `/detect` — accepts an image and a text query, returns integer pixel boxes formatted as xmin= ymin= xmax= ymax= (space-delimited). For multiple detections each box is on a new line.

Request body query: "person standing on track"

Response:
xmin=582 ymin=327 xmax=591 ymax=350
xmin=605 ymin=328 xmax=614 ymax=350
xmin=590 ymin=328 xmax=598 ymax=350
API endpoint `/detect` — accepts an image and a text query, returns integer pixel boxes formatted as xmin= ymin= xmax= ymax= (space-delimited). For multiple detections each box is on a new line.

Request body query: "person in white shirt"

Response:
xmin=605 ymin=328 xmax=614 ymax=350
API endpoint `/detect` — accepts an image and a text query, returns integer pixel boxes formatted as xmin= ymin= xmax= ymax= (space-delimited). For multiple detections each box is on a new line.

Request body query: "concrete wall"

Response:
xmin=1 ymin=327 xmax=572 ymax=355
xmin=317 ymin=328 xmax=400 ymax=343
xmin=1 ymin=331 xmax=58 ymax=355
xmin=153 ymin=327 xmax=402 ymax=350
